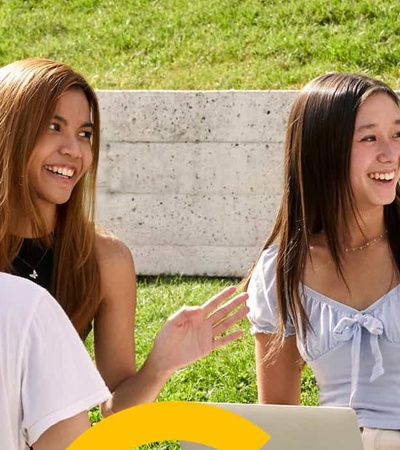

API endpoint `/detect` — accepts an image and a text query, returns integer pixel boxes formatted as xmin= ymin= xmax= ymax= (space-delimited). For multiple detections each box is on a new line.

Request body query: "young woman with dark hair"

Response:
xmin=246 ymin=73 xmax=400 ymax=449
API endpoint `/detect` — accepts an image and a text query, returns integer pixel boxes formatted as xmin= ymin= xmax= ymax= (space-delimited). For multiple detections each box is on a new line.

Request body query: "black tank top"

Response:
xmin=11 ymin=237 xmax=93 ymax=339
xmin=11 ymin=237 xmax=55 ymax=294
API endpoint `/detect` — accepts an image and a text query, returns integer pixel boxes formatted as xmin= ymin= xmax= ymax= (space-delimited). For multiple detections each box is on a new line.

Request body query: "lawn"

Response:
xmin=0 ymin=0 xmax=399 ymax=90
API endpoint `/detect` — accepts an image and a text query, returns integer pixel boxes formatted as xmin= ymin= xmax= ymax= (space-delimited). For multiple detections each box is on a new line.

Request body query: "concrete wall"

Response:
xmin=96 ymin=90 xmax=298 ymax=277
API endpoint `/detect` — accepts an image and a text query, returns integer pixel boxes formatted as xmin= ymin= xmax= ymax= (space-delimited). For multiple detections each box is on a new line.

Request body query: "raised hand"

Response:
xmin=147 ymin=286 xmax=249 ymax=375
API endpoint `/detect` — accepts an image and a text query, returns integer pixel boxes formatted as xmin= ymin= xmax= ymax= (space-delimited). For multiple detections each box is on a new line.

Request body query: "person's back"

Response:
xmin=0 ymin=273 xmax=110 ymax=450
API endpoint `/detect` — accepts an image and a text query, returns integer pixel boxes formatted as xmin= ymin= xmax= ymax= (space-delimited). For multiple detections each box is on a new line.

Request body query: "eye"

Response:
xmin=49 ymin=122 xmax=60 ymax=132
xmin=360 ymin=135 xmax=376 ymax=142
xmin=393 ymin=131 xmax=400 ymax=139
xmin=78 ymin=130 xmax=93 ymax=140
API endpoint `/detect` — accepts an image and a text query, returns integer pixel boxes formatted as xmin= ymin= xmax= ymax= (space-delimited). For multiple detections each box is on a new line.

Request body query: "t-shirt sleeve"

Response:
xmin=247 ymin=246 xmax=296 ymax=336
xmin=21 ymin=291 xmax=111 ymax=446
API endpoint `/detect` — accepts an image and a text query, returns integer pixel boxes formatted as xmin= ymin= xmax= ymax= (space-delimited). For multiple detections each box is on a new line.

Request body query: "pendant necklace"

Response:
xmin=16 ymin=246 xmax=51 ymax=279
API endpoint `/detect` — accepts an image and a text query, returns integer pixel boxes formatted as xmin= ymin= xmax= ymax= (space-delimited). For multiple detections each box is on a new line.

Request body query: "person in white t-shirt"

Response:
xmin=0 ymin=273 xmax=111 ymax=450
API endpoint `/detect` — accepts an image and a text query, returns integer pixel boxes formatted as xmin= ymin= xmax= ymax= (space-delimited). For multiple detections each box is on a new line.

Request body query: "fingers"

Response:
xmin=169 ymin=286 xmax=246 ymax=323
xmin=208 ymin=292 xmax=249 ymax=325
xmin=212 ymin=300 xmax=249 ymax=336
xmin=212 ymin=329 xmax=244 ymax=350
xmin=201 ymin=285 xmax=237 ymax=316
xmin=208 ymin=291 xmax=249 ymax=350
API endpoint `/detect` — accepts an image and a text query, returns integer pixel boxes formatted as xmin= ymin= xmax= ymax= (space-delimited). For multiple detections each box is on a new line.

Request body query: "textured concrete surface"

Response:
xmin=96 ymin=90 xmax=298 ymax=276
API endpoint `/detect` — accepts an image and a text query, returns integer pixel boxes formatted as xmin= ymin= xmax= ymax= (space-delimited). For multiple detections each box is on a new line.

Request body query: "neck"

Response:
xmin=340 ymin=206 xmax=386 ymax=249
xmin=11 ymin=204 xmax=57 ymax=238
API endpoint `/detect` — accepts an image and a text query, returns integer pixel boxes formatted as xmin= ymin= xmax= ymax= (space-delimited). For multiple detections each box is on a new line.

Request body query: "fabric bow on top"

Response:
xmin=333 ymin=313 xmax=384 ymax=405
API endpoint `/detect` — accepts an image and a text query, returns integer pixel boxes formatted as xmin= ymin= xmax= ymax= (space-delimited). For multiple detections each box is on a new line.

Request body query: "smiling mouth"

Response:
xmin=368 ymin=171 xmax=396 ymax=181
xmin=44 ymin=165 xmax=75 ymax=179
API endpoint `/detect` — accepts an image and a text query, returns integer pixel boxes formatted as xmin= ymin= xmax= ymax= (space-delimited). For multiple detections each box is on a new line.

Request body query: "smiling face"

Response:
xmin=27 ymin=88 xmax=93 ymax=217
xmin=350 ymin=92 xmax=400 ymax=213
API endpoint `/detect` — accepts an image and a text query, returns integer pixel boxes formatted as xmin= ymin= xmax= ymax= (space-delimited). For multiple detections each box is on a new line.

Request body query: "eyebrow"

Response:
xmin=355 ymin=119 xmax=400 ymax=133
xmin=54 ymin=114 xmax=94 ymax=129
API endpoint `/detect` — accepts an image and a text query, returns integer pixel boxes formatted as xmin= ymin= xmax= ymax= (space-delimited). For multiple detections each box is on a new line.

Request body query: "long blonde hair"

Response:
xmin=0 ymin=58 xmax=101 ymax=337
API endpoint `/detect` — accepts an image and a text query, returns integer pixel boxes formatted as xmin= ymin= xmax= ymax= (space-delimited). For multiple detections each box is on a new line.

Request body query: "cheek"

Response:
xmin=349 ymin=169 xmax=364 ymax=191
xmin=348 ymin=160 xmax=357 ymax=185
xmin=348 ymin=162 xmax=364 ymax=194
xmin=27 ymin=154 xmax=41 ymax=180
xmin=349 ymin=149 xmax=367 ymax=183
xmin=82 ymin=148 xmax=94 ymax=173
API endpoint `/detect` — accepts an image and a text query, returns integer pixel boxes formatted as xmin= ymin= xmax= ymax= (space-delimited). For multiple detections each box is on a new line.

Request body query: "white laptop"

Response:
xmin=180 ymin=402 xmax=363 ymax=450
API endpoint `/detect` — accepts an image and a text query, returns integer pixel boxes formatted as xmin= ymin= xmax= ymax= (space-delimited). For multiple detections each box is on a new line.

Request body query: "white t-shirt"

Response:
xmin=0 ymin=273 xmax=111 ymax=450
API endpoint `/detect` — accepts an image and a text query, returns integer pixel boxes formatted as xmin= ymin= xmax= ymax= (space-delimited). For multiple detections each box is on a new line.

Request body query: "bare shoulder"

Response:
xmin=94 ymin=232 xmax=136 ymax=299
xmin=95 ymin=231 xmax=134 ymax=267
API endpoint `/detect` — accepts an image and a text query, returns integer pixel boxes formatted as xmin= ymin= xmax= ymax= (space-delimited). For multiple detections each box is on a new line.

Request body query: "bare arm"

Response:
xmin=94 ymin=234 xmax=146 ymax=415
xmin=94 ymin=235 xmax=249 ymax=416
xmin=255 ymin=333 xmax=303 ymax=404
xmin=32 ymin=412 xmax=90 ymax=450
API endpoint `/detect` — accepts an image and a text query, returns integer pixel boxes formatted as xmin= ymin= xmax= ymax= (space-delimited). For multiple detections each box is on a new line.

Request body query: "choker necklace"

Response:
xmin=16 ymin=246 xmax=51 ymax=279
xmin=344 ymin=230 xmax=388 ymax=252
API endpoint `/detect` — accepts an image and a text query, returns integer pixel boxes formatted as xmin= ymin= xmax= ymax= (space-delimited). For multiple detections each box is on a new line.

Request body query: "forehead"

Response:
xmin=54 ymin=88 xmax=90 ymax=122
xmin=355 ymin=93 xmax=400 ymax=126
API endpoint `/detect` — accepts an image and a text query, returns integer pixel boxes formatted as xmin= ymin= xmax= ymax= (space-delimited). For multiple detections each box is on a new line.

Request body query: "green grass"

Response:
xmin=0 ymin=0 xmax=399 ymax=90
xmin=85 ymin=276 xmax=319 ymax=450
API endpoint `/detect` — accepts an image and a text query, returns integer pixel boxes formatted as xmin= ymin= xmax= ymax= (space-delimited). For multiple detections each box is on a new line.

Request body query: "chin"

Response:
xmin=56 ymin=198 xmax=72 ymax=205
xmin=377 ymin=198 xmax=396 ymax=207
xmin=369 ymin=189 xmax=397 ymax=206
xmin=46 ymin=195 xmax=73 ymax=206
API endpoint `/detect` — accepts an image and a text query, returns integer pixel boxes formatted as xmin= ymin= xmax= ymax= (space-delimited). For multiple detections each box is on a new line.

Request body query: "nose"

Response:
xmin=59 ymin=136 xmax=81 ymax=158
xmin=377 ymin=140 xmax=400 ymax=163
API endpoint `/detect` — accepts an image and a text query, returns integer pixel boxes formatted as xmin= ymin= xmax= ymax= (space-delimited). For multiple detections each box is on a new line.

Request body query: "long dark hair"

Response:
xmin=244 ymin=73 xmax=400 ymax=353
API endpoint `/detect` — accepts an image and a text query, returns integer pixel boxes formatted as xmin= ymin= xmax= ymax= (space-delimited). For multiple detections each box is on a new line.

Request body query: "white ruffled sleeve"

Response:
xmin=247 ymin=245 xmax=296 ymax=336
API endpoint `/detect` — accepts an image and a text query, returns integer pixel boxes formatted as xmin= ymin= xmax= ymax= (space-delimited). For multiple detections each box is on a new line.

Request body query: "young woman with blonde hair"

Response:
xmin=246 ymin=73 xmax=400 ymax=449
xmin=0 ymin=58 xmax=248 ymax=416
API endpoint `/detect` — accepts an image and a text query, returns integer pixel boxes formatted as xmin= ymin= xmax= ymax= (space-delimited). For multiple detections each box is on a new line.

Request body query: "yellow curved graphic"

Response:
xmin=68 ymin=401 xmax=270 ymax=449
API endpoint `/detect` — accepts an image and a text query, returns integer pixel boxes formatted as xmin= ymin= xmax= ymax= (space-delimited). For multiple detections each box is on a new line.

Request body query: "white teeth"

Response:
xmin=45 ymin=165 xmax=75 ymax=178
xmin=368 ymin=171 xmax=395 ymax=181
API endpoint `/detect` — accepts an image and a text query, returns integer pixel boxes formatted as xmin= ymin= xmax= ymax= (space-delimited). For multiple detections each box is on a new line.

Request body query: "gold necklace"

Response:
xmin=344 ymin=230 xmax=388 ymax=252
xmin=16 ymin=246 xmax=51 ymax=279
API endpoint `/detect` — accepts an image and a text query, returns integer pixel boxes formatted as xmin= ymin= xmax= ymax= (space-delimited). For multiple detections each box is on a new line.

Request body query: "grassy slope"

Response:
xmin=0 ymin=0 xmax=398 ymax=89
